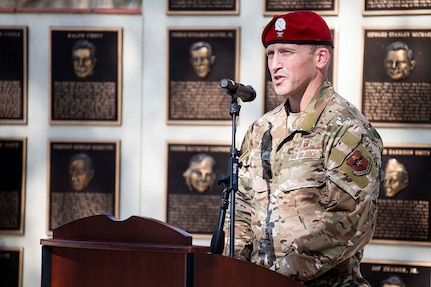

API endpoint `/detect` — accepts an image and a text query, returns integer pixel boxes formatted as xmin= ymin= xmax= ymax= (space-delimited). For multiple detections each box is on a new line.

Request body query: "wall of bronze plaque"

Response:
xmin=363 ymin=0 xmax=431 ymax=15
xmin=372 ymin=144 xmax=431 ymax=245
xmin=0 ymin=247 xmax=23 ymax=287
xmin=167 ymin=27 xmax=239 ymax=125
xmin=49 ymin=27 xmax=123 ymax=125
xmin=362 ymin=259 xmax=431 ymax=286
xmin=166 ymin=0 xmax=238 ymax=15
xmin=165 ymin=142 xmax=230 ymax=237
xmin=0 ymin=27 xmax=27 ymax=125
xmin=0 ymin=0 xmax=142 ymax=11
xmin=47 ymin=139 xmax=120 ymax=233
xmin=0 ymin=138 xmax=26 ymax=235
xmin=361 ymin=27 xmax=431 ymax=128
xmin=264 ymin=0 xmax=338 ymax=16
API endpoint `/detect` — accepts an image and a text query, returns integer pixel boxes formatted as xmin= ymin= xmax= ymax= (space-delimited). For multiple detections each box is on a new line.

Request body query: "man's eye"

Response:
xmin=266 ymin=51 xmax=274 ymax=57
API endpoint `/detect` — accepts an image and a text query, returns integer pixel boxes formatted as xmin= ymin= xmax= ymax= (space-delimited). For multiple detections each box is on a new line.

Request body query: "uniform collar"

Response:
xmin=285 ymin=81 xmax=334 ymax=132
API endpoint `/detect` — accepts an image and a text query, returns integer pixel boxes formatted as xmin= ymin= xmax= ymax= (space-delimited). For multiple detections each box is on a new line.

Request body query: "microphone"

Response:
xmin=220 ymin=78 xmax=256 ymax=102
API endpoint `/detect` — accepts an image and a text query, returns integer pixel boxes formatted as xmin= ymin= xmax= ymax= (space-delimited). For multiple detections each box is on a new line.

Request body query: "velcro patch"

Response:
xmin=346 ymin=150 xmax=370 ymax=176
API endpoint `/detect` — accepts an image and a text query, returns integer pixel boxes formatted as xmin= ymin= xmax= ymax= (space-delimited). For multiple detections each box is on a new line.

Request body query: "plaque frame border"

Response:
xmin=263 ymin=0 xmax=339 ymax=16
xmin=166 ymin=26 xmax=240 ymax=125
xmin=46 ymin=139 xmax=120 ymax=234
xmin=360 ymin=26 xmax=431 ymax=128
xmin=165 ymin=0 xmax=239 ymax=15
xmin=372 ymin=143 xmax=431 ymax=247
xmin=165 ymin=140 xmax=231 ymax=238
xmin=0 ymin=1 xmax=141 ymax=14
xmin=362 ymin=0 xmax=431 ymax=16
xmin=48 ymin=27 xmax=123 ymax=126
xmin=361 ymin=259 xmax=431 ymax=286
xmin=0 ymin=26 xmax=28 ymax=125
xmin=0 ymin=247 xmax=23 ymax=287
xmin=0 ymin=137 xmax=27 ymax=235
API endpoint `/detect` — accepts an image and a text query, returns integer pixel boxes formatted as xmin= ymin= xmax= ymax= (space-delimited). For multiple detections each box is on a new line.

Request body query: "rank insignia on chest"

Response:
xmin=346 ymin=150 xmax=370 ymax=175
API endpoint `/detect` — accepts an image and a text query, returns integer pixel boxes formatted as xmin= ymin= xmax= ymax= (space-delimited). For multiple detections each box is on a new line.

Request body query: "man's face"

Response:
xmin=69 ymin=159 xmax=93 ymax=191
xmin=385 ymin=49 xmax=412 ymax=81
xmin=384 ymin=171 xmax=402 ymax=197
xmin=190 ymin=47 xmax=214 ymax=79
xmin=266 ymin=43 xmax=316 ymax=99
xmin=188 ymin=158 xmax=216 ymax=193
xmin=72 ymin=48 xmax=96 ymax=78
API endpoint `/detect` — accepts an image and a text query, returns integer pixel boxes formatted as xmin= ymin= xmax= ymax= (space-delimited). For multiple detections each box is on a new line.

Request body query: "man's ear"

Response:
xmin=315 ymin=47 xmax=331 ymax=69
xmin=410 ymin=59 xmax=416 ymax=72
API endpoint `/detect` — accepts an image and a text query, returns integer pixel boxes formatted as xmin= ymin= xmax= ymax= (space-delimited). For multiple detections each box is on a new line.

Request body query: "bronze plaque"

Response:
xmin=0 ymin=138 xmax=26 ymax=235
xmin=264 ymin=0 xmax=338 ymax=15
xmin=47 ymin=139 xmax=120 ymax=233
xmin=167 ymin=27 xmax=239 ymax=125
xmin=166 ymin=0 xmax=239 ymax=15
xmin=49 ymin=27 xmax=122 ymax=125
xmin=372 ymin=144 xmax=431 ymax=245
xmin=363 ymin=0 xmax=431 ymax=15
xmin=0 ymin=27 xmax=27 ymax=125
xmin=361 ymin=27 xmax=431 ymax=128
xmin=0 ymin=247 xmax=23 ymax=287
xmin=362 ymin=259 xmax=431 ymax=286
xmin=166 ymin=142 xmax=230 ymax=237
xmin=0 ymin=0 xmax=142 ymax=11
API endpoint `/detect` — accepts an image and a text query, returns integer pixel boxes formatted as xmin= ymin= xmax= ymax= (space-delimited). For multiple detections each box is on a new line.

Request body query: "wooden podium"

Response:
xmin=40 ymin=214 xmax=304 ymax=287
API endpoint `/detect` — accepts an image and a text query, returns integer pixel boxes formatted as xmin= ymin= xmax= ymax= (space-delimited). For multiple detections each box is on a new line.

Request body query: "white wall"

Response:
xmin=1 ymin=0 xmax=431 ymax=286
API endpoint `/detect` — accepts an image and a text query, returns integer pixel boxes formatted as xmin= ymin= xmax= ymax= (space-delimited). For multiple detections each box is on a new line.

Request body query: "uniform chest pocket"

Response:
xmin=277 ymin=148 xmax=326 ymax=193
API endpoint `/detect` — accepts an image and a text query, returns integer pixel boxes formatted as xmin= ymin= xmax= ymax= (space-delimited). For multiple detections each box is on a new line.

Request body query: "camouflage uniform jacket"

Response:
xmin=223 ymin=81 xmax=384 ymax=286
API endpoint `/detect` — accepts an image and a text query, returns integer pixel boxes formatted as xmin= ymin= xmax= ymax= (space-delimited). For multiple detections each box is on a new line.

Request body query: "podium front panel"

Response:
xmin=50 ymin=247 xmax=189 ymax=287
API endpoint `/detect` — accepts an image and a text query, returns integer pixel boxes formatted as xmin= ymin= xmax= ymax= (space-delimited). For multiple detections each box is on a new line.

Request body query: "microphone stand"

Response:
xmin=210 ymin=90 xmax=241 ymax=257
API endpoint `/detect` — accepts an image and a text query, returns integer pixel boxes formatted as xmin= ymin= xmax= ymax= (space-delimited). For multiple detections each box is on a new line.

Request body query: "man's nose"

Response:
xmin=199 ymin=173 xmax=211 ymax=180
xmin=269 ymin=54 xmax=282 ymax=70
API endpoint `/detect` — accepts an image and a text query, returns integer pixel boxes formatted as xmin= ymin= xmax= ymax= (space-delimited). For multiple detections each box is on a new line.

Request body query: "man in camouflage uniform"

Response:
xmin=223 ymin=11 xmax=384 ymax=286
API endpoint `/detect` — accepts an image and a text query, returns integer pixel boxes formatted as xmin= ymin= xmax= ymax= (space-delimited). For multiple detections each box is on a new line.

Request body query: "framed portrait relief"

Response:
xmin=0 ymin=26 xmax=27 ymax=125
xmin=263 ymin=0 xmax=338 ymax=16
xmin=0 ymin=247 xmax=23 ymax=287
xmin=165 ymin=141 xmax=231 ymax=237
xmin=263 ymin=27 xmax=338 ymax=114
xmin=372 ymin=144 xmax=431 ymax=246
xmin=47 ymin=139 xmax=120 ymax=233
xmin=167 ymin=27 xmax=239 ymax=125
xmin=166 ymin=0 xmax=239 ymax=15
xmin=363 ymin=0 xmax=431 ymax=16
xmin=361 ymin=27 xmax=431 ymax=128
xmin=361 ymin=259 xmax=431 ymax=286
xmin=49 ymin=27 xmax=123 ymax=125
xmin=0 ymin=138 xmax=26 ymax=235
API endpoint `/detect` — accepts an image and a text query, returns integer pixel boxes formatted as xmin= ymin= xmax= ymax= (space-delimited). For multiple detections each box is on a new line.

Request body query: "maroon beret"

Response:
xmin=262 ymin=11 xmax=333 ymax=48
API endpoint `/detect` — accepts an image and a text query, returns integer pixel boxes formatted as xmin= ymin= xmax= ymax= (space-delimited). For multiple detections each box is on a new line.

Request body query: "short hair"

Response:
xmin=189 ymin=41 xmax=214 ymax=57
xmin=188 ymin=153 xmax=215 ymax=166
xmin=386 ymin=41 xmax=414 ymax=61
xmin=72 ymin=39 xmax=96 ymax=59
xmin=69 ymin=153 xmax=94 ymax=176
